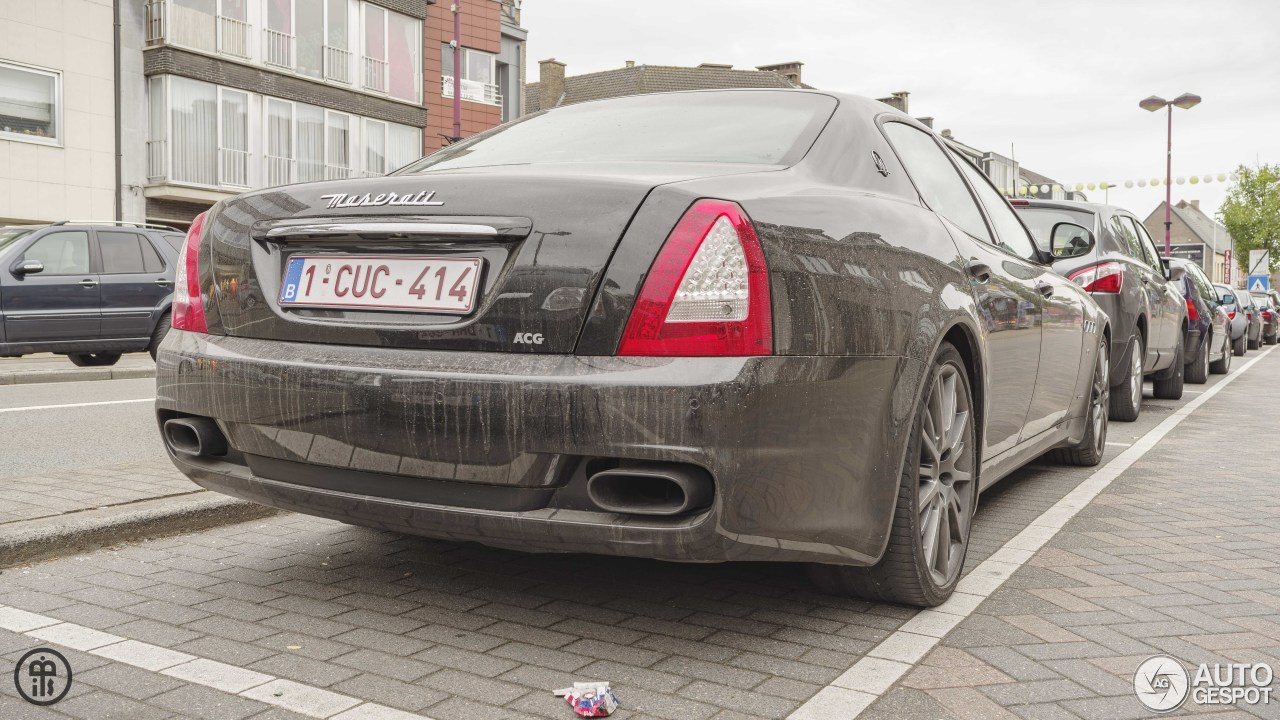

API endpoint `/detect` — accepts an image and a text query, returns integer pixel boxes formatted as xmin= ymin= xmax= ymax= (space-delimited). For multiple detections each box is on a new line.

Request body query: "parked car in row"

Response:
xmin=1166 ymin=257 xmax=1232 ymax=380
xmin=0 ymin=222 xmax=183 ymax=365
xmin=1215 ymin=283 xmax=1263 ymax=355
xmin=1251 ymin=292 xmax=1279 ymax=345
xmin=1012 ymin=199 xmax=1188 ymax=420
xmin=154 ymin=89 xmax=1114 ymax=608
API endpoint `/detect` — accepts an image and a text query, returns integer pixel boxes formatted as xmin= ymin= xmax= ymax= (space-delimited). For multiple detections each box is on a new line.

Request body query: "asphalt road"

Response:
xmin=0 ymin=378 xmax=164 ymax=479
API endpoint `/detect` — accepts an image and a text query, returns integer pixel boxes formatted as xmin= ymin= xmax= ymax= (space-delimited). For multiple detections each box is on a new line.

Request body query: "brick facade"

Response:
xmin=143 ymin=47 xmax=428 ymax=128
xmin=424 ymin=0 xmax=504 ymax=153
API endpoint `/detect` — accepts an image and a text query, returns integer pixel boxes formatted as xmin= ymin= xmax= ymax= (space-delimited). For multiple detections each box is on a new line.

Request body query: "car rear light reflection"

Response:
xmin=172 ymin=211 xmax=209 ymax=333
xmin=618 ymin=199 xmax=772 ymax=356
xmin=1067 ymin=261 xmax=1123 ymax=293
xmin=1185 ymin=297 xmax=1199 ymax=322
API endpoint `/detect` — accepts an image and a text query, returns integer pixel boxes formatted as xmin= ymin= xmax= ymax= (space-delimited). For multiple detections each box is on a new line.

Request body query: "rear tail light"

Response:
xmin=618 ymin=199 xmax=772 ymax=356
xmin=1185 ymin=297 xmax=1199 ymax=322
xmin=172 ymin=211 xmax=209 ymax=333
xmin=1264 ymin=311 xmax=1274 ymax=320
xmin=1067 ymin=261 xmax=1123 ymax=293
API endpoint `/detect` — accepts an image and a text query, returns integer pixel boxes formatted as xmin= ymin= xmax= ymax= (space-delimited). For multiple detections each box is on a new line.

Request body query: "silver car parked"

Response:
xmin=1215 ymin=283 xmax=1263 ymax=355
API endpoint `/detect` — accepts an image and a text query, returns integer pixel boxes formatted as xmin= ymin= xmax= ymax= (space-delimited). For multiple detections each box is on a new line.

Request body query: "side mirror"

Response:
xmin=1162 ymin=260 xmax=1185 ymax=282
xmin=13 ymin=260 xmax=44 ymax=276
xmin=1049 ymin=222 xmax=1095 ymax=259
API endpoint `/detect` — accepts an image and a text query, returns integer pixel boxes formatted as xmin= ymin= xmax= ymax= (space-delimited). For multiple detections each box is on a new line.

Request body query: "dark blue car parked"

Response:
xmin=1164 ymin=256 xmax=1232 ymax=382
xmin=0 ymin=222 xmax=184 ymax=366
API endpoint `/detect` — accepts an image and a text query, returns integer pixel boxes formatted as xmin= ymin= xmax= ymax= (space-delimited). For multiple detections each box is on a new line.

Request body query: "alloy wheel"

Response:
xmin=1128 ymin=341 xmax=1143 ymax=409
xmin=1091 ymin=343 xmax=1110 ymax=453
xmin=917 ymin=364 xmax=975 ymax=588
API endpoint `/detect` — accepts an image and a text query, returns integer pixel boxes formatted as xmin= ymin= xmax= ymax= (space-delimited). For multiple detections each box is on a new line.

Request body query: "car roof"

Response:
xmin=1013 ymin=198 xmax=1145 ymax=219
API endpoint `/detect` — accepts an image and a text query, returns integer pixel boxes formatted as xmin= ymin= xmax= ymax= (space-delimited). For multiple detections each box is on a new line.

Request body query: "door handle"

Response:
xmin=966 ymin=260 xmax=991 ymax=283
xmin=155 ymin=278 xmax=173 ymax=287
xmin=79 ymin=278 xmax=98 ymax=288
xmin=1036 ymin=280 xmax=1055 ymax=298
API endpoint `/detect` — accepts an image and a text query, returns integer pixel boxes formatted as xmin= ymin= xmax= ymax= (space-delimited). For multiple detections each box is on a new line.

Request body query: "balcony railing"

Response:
xmin=218 ymin=15 xmax=250 ymax=59
xmin=324 ymin=45 xmax=352 ymax=84
xmin=265 ymin=155 xmax=293 ymax=188
xmin=263 ymin=28 xmax=294 ymax=69
xmin=362 ymin=56 xmax=388 ymax=93
xmin=442 ymin=76 xmax=502 ymax=106
xmin=146 ymin=140 xmax=167 ymax=181
xmin=219 ymin=148 xmax=250 ymax=188
xmin=325 ymin=164 xmax=351 ymax=180
xmin=144 ymin=0 xmax=166 ymax=44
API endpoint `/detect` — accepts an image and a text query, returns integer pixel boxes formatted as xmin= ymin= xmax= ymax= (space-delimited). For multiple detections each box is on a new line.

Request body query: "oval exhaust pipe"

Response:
xmin=586 ymin=462 xmax=713 ymax=516
xmin=163 ymin=417 xmax=227 ymax=458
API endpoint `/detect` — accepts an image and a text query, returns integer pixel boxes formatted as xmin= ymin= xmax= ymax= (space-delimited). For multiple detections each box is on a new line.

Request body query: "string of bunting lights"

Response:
xmin=1000 ymin=171 xmax=1240 ymax=197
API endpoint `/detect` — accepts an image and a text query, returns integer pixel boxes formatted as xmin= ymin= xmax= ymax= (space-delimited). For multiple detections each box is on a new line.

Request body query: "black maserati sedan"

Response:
xmin=156 ymin=90 xmax=1110 ymax=607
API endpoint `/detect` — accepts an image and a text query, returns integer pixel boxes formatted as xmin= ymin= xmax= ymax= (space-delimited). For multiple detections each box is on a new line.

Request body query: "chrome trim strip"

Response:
xmin=264 ymin=222 xmax=499 ymax=238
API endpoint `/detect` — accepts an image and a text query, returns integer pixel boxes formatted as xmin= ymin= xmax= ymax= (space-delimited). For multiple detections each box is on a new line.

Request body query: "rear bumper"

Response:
xmin=156 ymin=331 xmax=922 ymax=565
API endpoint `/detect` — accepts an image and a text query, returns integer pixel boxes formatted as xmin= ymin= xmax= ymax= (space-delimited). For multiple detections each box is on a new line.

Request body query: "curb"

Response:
xmin=0 ymin=492 xmax=282 ymax=568
xmin=0 ymin=367 xmax=156 ymax=385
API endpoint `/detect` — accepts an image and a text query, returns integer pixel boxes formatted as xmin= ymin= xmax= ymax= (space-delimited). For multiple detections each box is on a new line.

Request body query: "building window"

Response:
xmin=264 ymin=0 xmax=295 ymax=68
xmin=441 ymin=45 xmax=501 ymax=106
xmin=360 ymin=3 xmax=420 ymax=101
xmin=388 ymin=123 xmax=421 ymax=172
xmin=295 ymin=0 xmax=324 ymax=79
xmin=323 ymin=0 xmax=350 ymax=83
xmin=151 ymin=76 xmax=248 ymax=188
xmin=266 ymin=97 xmax=294 ymax=186
xmin=325 ymin=110 xmax=351 ymax=179
xmin=297 ymin=104 xmax=326 ymax=182
xmin=0 ymin=60 xmax=61 ymax=146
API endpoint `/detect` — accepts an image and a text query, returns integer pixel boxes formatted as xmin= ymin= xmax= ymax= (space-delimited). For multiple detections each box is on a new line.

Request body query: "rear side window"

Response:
xmin=1110 ymin=215 xmax=1145 ymax=260
xmin=402 ymin=91 xmax=837 ymax=171
xmin=99 ymin=231 xmax=162 ymax=274
xmin=882 ymin=122 xmax=991 ymax=243
xmin=161 ymin=233 xmax=185 ymax=252
xmin=24 ymin=231 xmax=90 ymax=274
xmin=953 ymin=155 xmax=1038 ymax=261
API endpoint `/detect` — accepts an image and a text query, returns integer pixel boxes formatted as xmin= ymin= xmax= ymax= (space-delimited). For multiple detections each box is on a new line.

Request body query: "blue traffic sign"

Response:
xmin=1247 ymin=275 xmax=1270 ymax=293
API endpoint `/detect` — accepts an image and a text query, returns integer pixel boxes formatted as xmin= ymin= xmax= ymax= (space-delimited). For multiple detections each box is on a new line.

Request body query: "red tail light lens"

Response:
xmin=172 ymin=211 xmax=209 ymax=333
xmin=618 ymin=199 xmax=772 ymax=356
xmin=1228 ymin=311 xmax=1236 ymax=320
xmin=1264 ymin=311 xmax=1274 ymax=320
xmin=1067 ymin=261 xmax=1123 ymax=293
xmin=1185 ymin=297 xmax=1199 ymax=322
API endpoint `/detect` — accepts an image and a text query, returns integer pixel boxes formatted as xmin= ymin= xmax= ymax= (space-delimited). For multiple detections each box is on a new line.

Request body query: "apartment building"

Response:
xmin=138 ymin=0 xmax=434 ymax=226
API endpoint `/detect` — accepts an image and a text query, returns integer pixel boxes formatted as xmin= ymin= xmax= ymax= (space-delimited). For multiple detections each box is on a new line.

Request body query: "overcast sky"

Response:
xmin=522 ymin=0 xmax=1280 ymax=221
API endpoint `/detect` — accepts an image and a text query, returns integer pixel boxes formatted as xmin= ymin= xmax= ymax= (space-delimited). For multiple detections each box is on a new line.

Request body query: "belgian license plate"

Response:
xmin=279 ymin=255 xmax=482 ymax=314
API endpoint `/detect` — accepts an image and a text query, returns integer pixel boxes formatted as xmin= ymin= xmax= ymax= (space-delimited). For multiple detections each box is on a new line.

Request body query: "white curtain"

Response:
xmin=387 ymin=123 xmax=421 ymax=172
xmin=170 ymin=77 xmax=217 ymax=186
xmin=297 ymin=104 xmax=325 ymax=183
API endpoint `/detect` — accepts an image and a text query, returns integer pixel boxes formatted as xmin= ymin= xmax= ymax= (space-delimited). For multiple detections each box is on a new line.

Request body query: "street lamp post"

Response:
xmin=1140 ymin=93 xmax=1201 ymax=255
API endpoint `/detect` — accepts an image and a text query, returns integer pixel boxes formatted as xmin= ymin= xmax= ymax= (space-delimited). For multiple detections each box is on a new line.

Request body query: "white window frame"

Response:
xmin=262 ymin=0 xmax=297 ymax=69
xmin=360 ymin=1 xmax=388 ymax=92
xmin=264 ymin=96 xmax=296 ymax=187
xmin=0 ymin=59 xmax=63 ymax=147
xmin=442 ymin=45 xmax=500 ymax=106
xmin=217 ymin=86 xmax=252 ymax=188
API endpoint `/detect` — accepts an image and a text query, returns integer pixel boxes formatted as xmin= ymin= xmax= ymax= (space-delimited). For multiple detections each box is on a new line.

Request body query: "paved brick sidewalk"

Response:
xmin=863 ymin=355 xmax=1280 ymax=719
xmin=0 ymin=461 xmax=196 ymax=527
xmin=0 ymin=354 xmax=155 ymax=386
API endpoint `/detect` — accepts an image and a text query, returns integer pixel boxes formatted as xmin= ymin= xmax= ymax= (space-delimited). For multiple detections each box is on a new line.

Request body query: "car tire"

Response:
xmin=1050 ymin=336 xmax=1109 ymax=467
xmin=1267 ymin=332 xmax=1278 ymax=346
xmin=1248 ymin=331 xmax=1261 ymax=349
xmin=149 ymin=311 xmax=172 ymax=361
xmin=1151 ymin=340 xmax=1184 ymax=400
xmin=1233 ymin=333 xmax=1247 ymax=356
xmin=67 ymin=353 xmax=122 ymax=367
xmin=1186 ymin=335 xmax=1210 ymax=384
xmin=1210 ymin=334 xmax=1232 ymax=375
xmin=808 ymin=342 xmax=976 ymax=607
xmin=1108 ymin=336 xmax=1142 ymax=422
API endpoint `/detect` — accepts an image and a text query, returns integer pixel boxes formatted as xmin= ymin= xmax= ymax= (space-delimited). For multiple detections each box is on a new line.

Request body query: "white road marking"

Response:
xmin=0 ymin=604 xmax=438 ymax=720
xmin=0 ymin=398 xmax=153 ymax=414
xmin=789 ymin=345 xmax=1277 ymax=720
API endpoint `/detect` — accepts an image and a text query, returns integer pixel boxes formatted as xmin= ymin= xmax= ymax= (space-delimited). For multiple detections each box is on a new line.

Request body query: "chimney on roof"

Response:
xmin=941 ymin=128 xmax=953 ymax=139
xmin=877 ymin=91 xmax=910 ymax=113
xmin=917 ymin=116 xmax=934 ymax=129
xmin=756 ymin=61 xmax=803 ymax=86
xmin=1189 ymin=199 xmax=1200 ymax=210
xmin=539 ymin=58 xmax=566 ymax=110
xmin=698 ymin=63 xmax=733 ymax=69
xmin=625 ymin=60 xmax=635 ymax=68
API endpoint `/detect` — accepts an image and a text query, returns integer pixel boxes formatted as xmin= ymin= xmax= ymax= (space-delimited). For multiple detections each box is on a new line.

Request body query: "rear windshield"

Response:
xmin=1012 ymin=207 xmax=1095 ymax=251
xmin=399 ymin=91 xmax=837 ymax=173
xmin=1253 ymin=294 xmax=1272 ymax=307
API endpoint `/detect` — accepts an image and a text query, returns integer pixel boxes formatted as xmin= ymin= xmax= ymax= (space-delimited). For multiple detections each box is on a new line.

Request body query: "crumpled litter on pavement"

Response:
xmin=553 ymin=681 xmax=620 ymax=717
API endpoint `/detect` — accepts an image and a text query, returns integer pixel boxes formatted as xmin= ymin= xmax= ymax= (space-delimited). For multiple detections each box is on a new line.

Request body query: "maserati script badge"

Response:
xmin=319 ymin=191 xmax=445 ymax=210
